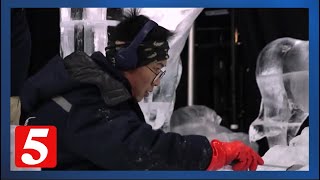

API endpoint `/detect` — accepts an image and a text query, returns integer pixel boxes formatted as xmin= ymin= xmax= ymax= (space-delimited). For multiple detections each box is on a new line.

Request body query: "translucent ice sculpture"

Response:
xmin=60 ymin=8 xmax=110 ymax=58
xmin=136 ymin=8 xmax=203 ymax=130
xmin=249 ymin=37 xmax=309 ymax=147
xmin=170 ymin=105 xmax=259 ymax=151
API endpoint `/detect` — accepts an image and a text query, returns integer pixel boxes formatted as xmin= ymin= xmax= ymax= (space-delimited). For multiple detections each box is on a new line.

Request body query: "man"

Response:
xmin=20 ymin=10 xmax=263 ymax=170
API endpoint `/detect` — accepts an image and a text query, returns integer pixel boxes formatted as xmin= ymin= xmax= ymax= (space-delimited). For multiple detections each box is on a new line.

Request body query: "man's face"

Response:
xmin=124 ymin=60 xmax=167 ymax=102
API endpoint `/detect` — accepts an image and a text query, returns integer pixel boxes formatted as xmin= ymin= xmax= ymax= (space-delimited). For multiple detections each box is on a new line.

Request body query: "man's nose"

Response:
xmin=153 ymin=78 xmax=161 ymax=86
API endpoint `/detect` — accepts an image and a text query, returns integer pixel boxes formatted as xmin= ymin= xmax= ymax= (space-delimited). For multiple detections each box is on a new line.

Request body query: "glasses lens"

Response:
xmin=159 ymin=70 xmax=166 ymax=79
xmin=153 ymin=70 xmax=166 ymax=83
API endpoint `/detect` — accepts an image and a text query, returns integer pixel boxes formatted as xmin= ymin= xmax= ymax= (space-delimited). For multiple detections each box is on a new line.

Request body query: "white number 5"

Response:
xmin=21 ymin=128 xmax=49 ymax=165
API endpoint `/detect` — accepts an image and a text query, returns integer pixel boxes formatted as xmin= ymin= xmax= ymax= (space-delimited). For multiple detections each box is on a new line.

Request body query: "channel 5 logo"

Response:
xmin=15 ymin=126 xmax=57 ymax=168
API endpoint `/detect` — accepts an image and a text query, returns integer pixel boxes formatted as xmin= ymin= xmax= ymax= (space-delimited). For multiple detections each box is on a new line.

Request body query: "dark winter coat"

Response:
xmin=20 ymin=51 xmax=213 ymax=170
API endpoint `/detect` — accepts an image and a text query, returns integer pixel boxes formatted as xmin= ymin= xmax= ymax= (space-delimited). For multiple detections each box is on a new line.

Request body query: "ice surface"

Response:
xmin=256 ymin=127 xmax=309 ymax=171
xmin=170 ymin=105 xmax=222 ymax=126
xmin=170 ymin=105 xmax=259 ymax=151
xmin=249 ymin=38 xmax=309 ymax=147
xmin=218 ymin=127 xmax=309 ymax=171
xmin=139 ymin=101 xmax=174 ymax=130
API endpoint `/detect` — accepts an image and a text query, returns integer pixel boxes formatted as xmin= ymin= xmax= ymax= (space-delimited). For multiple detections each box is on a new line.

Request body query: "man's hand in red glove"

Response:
xmin=207 ymin=139 xmax=264 ymax=171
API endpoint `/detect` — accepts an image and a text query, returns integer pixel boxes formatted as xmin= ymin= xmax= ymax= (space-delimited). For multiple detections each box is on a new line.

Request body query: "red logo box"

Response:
xmin=15 ymin=126 xmax=57 ymax=168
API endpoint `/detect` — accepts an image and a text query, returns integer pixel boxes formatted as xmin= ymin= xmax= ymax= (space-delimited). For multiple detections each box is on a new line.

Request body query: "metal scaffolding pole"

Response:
xmin=188 ymin=25 xmax=195 ymax=106
xmin=230 ymin=9 xmax=238 ymax=130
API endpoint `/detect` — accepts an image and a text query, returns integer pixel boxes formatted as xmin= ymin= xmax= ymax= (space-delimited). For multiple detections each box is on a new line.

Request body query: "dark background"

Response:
xmin=12 ymin=8 xmax=309 ymax=155
xmin=175 ymin=8 xmax=308 ymax=154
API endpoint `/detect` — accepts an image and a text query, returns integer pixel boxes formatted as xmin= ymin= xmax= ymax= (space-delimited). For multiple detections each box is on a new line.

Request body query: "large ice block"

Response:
xmin=257 ymin=127 xmax=309 ymax=171
xmin=170 ymin=105 xmax=259 ymax=151
xmin=249 ymin=37 xmax=309 ymax=147
xmin=60 ymin=8 xmax=111 ymax=58
xmin=136 ymin=8 xmax=203 ymax=130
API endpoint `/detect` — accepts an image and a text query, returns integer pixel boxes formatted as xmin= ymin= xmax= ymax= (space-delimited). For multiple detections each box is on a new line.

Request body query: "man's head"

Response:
xmin=124 ymin=60 xmax=167 ymax=101
xmin=107 ymin=9 xmax=173 ymax=102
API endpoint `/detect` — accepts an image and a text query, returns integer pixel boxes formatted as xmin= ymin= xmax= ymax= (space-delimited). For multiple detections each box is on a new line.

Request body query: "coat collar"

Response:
xmin=64 ymin=51 xmax=133 ymax=106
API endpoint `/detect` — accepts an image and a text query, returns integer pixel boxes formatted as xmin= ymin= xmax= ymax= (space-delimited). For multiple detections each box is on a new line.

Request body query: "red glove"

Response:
xmin=207 ymin=139 xmax=264 ymax=171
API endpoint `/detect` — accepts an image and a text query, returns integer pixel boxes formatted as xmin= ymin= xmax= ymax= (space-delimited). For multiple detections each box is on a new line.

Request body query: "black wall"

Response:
xmin=25 ymin=8 xmax=61 ymax=76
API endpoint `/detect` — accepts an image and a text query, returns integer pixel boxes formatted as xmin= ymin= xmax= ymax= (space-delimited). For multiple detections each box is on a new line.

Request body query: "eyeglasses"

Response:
xmin=146 ymin=66 xmax=166 ymax=85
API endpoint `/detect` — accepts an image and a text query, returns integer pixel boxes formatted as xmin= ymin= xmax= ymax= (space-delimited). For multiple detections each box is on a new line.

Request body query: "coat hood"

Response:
xmin=20 ymin=51 xmax=132 ymax=113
